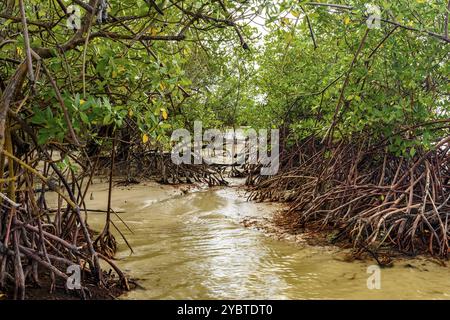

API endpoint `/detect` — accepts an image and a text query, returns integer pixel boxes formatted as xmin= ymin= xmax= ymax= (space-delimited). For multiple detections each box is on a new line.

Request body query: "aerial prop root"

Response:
xmin=249 ymin=135 xmax=450 ymax=259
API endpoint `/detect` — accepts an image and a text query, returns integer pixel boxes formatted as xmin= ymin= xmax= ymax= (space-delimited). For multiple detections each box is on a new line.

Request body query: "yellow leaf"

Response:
xmin=161 ymin=109 xmax=168 ymax=120
xmin=80 ymin=99 xmax=86 ymax=105
xmin=128 ymin=109 xmax=133 ymax=117
xmin=159 ymin=83 xmax=165 ymax=91
xmin=344 ymin=17 xmax=350 ymax=25
xmin=111 ymin=71 xmax=117 ymax=78
xmin=16 ymin=47 xmax=23 ymax=57
xmin=142 ymin=134 xmax=149 ymax=144
xmin=291 ymin=10 xmax=299 ymax=18
xmin=149 ymin=28 xmax=158 ymax=36
xmin=281 ymin=17 xmax=290 ymax=26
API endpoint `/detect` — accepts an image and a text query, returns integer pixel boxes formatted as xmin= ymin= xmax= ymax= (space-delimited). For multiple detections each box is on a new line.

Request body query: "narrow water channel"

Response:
xmin=52 ymin=180 xmax=450 ymax=299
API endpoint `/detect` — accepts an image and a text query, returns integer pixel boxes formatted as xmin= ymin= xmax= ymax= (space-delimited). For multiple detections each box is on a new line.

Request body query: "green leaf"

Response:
xmin=80 ymin=112 xmax=90 ymax=124
xmin=103 ymin=113 xmax=112 ymax=125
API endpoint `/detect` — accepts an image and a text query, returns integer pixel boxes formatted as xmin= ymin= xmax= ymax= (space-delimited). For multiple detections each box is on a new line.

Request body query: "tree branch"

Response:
xmin=300 ymin=5 xmax=317 ymax=49
xmin=444 ymin=0 xmax=450 ymax=39
xmin=322 ymin=29 xmax=370 ymax=144
xmin=34 ymin=31 xmax=186 ymax=58
xmin=18 ymin=0 xmax=34 ymax=84
xmin=303 ymin=2 xmax=450 ymax=44
xmin=0 ymin=62 xmax=28 ymax=152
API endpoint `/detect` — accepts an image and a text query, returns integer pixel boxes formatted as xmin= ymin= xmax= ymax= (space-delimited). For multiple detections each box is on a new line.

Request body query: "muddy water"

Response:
xmin=50 ymin=179 xmax=450 ymax=299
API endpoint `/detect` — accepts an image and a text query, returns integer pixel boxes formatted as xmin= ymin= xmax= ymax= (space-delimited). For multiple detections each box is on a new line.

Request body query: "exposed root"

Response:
xmin=0 ymin=130 xmax=129 ymax=299
xmin=249 ymin=134 xmax=450 ymax=259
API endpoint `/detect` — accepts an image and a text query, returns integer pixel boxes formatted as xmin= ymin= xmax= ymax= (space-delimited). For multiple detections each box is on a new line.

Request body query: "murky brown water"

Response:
xmin=49 ymin=179 xmax=450 ymax=299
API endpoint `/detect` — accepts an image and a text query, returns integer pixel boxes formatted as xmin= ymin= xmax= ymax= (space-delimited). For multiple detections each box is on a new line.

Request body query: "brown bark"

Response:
xmin=0 ymin=62 xmax=28 ymax=152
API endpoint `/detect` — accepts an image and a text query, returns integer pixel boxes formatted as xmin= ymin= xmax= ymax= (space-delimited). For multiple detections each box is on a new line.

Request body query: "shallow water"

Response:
xmin=51 ymin=180 xmax=450 ymax=299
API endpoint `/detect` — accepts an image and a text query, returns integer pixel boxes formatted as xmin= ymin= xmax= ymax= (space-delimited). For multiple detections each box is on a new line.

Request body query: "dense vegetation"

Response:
xmin=0 ymin=0 xmax=448 ymax=299
xmin=248 ymin=1 xmax=450 ymax=263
